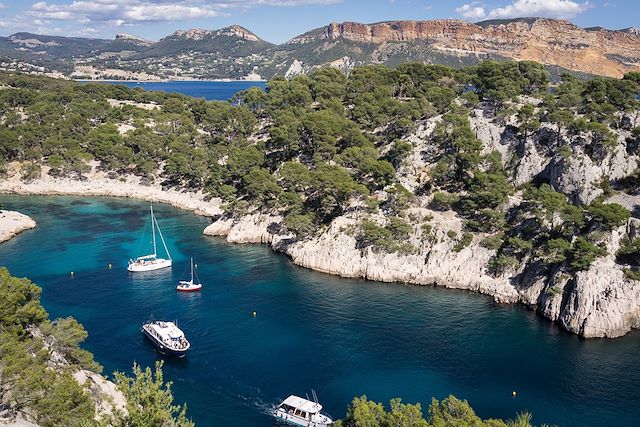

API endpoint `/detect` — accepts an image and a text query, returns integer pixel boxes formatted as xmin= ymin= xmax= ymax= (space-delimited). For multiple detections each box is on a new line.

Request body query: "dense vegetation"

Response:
xmin=335 ymin=395 xmax=541 ymax=427
xmin=1 ymin=60 xmax=638 ymax=278
xmin=4 ymin=61 xmax=638 ymax=425
xmin=0 ymin=267 xmax=193 ymax=426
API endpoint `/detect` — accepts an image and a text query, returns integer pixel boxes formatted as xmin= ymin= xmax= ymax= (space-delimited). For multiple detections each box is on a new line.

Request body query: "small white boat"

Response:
xmin=177 ymin=257 xmax=202 ymax=292
xmin=128 ymin=206 xmax=172 ymax=272
xmin=141 ymin=320 xmax=190 ymax=357
xmin=273 ymin=393 xmax=333 ymax=427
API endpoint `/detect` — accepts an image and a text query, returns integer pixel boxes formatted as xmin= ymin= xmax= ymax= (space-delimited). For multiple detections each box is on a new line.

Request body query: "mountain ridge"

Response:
xmin=2 ymin=17 xmax=639 ymax=80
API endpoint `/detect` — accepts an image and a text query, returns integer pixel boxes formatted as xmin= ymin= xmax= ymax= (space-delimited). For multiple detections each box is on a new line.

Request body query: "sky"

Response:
xmin=0 ymin=0 xmax=637 ymax=44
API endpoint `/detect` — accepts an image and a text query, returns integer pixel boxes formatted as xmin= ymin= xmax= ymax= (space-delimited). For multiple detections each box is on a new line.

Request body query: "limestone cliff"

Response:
xmin=287 ymin=18 xmax=640 ymax=78
xmin=203 ymin=103 xmax=640 ymax=339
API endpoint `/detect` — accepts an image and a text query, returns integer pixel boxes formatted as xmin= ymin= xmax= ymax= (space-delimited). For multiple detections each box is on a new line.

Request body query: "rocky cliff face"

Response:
xmin=204 ymin=206 xmax=640 ymax=339
xmin=289 ymin=18 xmax=640 ymax=78
xmin=202 ymin=103 xmax=640 ymax=339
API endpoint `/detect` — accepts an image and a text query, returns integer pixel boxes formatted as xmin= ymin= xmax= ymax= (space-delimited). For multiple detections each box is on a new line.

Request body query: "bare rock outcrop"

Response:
xmin=518 ymin=226 xmax=640 ymax=338
xmin=546 ymin=140 xmax=638 ymax=204
xmin=0 ymin=210 xmax=36 ymax=243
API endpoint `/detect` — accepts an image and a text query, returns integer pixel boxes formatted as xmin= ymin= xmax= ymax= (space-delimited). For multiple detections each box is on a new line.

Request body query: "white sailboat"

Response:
xmin=128 ymin=206 xmax=172 ymax=272
xmin=176 ymin=257 xmax=202 ymax=292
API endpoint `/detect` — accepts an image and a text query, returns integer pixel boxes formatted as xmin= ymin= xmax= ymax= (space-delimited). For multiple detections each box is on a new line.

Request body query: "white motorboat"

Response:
xmin=273 ymin=393 xmax=333 ymax=427
xmin=128 ymin=205 xmax=172 ymax=272
xmin=141 ymin=320 xmax=190 ymax=357
xmin=177 ymin=257 xmax=202 ymax=292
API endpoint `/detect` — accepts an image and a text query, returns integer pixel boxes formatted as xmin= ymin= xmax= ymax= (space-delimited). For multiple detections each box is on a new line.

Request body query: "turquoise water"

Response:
xmin=96 ymin=80 xmax=267 ymax=100
xmin=1 ymin=195 xmax=639 ymax=426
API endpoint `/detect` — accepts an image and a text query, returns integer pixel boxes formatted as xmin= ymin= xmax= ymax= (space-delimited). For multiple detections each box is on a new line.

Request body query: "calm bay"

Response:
xmin=0 ymin=195 xmax=639 ymax=427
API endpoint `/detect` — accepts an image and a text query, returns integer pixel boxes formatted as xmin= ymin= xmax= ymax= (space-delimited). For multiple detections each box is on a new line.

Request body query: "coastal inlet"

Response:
xmin=1 ymin=195 xmax=639 ymax=427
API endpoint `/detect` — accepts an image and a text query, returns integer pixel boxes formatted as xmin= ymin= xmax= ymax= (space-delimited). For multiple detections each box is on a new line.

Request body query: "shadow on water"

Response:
xmin=1 ymin=194 xmax=639 ymax=427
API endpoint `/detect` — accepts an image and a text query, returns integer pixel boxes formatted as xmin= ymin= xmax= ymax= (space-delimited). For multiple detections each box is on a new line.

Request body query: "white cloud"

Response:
xmin=456 ymin=0 xmax=592 ymax=21
xmin=28 ymin=0 xmax=342 ymax=24
xmin=487 ymin=0 xmax=591 ymax=19
xmin=456 ymin=3 xmax=486 ymax=19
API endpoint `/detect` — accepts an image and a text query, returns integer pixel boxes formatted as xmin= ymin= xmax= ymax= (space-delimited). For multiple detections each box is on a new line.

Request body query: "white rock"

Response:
xmin=0 ymin=210 xmax=36 ymax=243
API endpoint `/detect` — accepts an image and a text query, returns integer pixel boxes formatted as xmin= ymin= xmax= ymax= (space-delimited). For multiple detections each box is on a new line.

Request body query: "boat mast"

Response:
xmin=150 ymin=205 xmax=157 ymax=256
xmin=190 ymin=257 xmax=194 ymax=283
xmin=154 ymin=211 xmax=172 ymax=260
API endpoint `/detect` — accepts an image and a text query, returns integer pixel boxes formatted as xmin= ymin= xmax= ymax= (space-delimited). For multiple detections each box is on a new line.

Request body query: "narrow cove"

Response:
xmin=0 ymin=194 xmax=638 ymax=427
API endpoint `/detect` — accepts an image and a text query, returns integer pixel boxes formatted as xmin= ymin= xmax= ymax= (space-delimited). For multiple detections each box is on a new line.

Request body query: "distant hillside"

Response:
xmin=136 ymin=26 xmax=273 ymax=58
xmin=0 ymin=32 xmax=109 ymax=59
xmin=1 ymin=18 xmax=639 ymax=80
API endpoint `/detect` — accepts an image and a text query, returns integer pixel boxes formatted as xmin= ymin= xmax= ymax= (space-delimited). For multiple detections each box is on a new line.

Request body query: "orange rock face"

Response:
xmin=321 ymin=19 xmax=640 ymax=77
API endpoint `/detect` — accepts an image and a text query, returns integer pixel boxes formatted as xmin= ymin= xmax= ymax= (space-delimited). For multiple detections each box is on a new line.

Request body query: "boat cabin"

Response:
xmin=148 ymin=321 xmax=189 ymax=350
xmin=274 ymin=394 xmax=333 ymax=426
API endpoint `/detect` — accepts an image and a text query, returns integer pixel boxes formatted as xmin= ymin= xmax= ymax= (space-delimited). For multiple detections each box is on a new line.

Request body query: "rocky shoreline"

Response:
xmin=2 ymin=163 xmax=639 ymax=339
xmin=0 ymin=210 xmax=36 ymax=243
xmin=203 ymin=210 xmax=640 ymax=339
xmin=0 ymin=164 xmax=223 ymax=218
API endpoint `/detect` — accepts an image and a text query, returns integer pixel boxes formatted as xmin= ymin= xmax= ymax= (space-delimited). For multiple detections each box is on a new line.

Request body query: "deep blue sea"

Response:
xmin=95 ymin=80 xmax=267 ymax=101
xmin=1 ymin=195 xmax=639 ymax=427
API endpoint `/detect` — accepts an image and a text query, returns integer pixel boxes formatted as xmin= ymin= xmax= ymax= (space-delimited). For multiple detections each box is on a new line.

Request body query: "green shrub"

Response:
xmin=20 ymin=162 xmax=41 ymax=182
xmin=557 ymin=145 xmax=573 ymax=159
xmin=616 ymin=237 xmax=640 ymax=266
xmin=114 ymin=361 xmax=194 ymax=427
xmin=505 ymin=236 xmax=533 ymax=256
xmin=453 ymin=232 xmax=473 ymax=252
xmin=336 ymin=394 xmax=535 ymax=427
xmin=542 ymin=238 xmax=571 ymax=264
xmin=570 ymin=237 xmax=608 ymax=271
xmin=358 ymin=218 xmax=416 ymax=255
xmin=587 ymin=201 xmax=631 ymax=229
xmin=623 ymin=268 xmax=640 ymax=281
xmin=421 ymin=223 xmax=435 ymax=243
xmin=489 ymin=254 xmax=519 ymax=275
xmin=431 ymin=192 xmax=459 ymax=211
xmin=547 ymin=286 xmax=562 ymax=297
xmin=480 ymin=234 xmax=503 ymax=250
xmin=284 ymin=213 xmax=316 ymax=238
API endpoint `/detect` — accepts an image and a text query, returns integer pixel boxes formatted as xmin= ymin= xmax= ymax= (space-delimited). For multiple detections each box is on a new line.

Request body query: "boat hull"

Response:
xmin=177 ymin=284 xmax=202 ymax=292
xmin=273 ymin=409 xmax=332 ymax=427
xmin=141 ymin=326 xmax=188 ymax=357
xmin=128 ymin=258 xmax=172 ymax=272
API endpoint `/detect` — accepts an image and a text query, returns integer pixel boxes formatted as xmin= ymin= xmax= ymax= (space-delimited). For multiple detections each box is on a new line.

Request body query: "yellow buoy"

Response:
xmin=252 ymin=311 xmax=257 ymax=317
xmin=512 ymin=391 xmax=517 ymax=397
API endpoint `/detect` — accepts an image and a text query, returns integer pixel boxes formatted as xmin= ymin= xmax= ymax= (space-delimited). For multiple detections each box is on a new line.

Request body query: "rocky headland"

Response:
xmin=0 ymin=209 xmax=36 ymax=243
